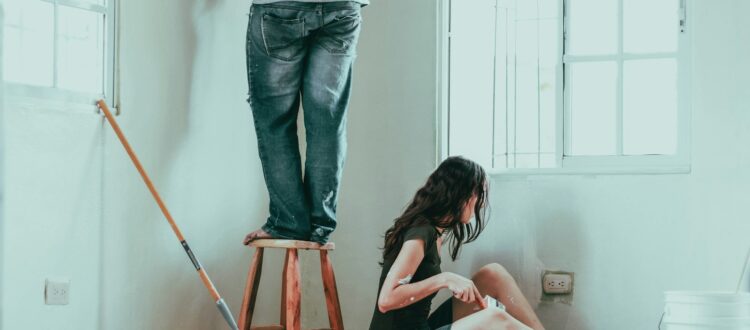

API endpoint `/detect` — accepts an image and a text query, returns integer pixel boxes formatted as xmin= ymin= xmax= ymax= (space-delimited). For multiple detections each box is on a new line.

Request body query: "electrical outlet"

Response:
xmin=542 ymin=271 xmax=573 ymax=295
xmin=45 ymin=279 xmax=70 ymax=305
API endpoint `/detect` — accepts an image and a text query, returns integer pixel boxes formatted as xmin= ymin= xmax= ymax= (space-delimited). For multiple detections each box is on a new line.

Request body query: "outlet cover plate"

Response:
xmin=45 ymin=279 xmax=70 ymax=305
xmin=542 ymin=271 xmax=574 ymax=295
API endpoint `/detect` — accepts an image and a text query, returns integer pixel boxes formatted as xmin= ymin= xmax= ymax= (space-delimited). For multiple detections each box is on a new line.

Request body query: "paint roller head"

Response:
xmin=216 ymin=298 xmax=238 ymax=330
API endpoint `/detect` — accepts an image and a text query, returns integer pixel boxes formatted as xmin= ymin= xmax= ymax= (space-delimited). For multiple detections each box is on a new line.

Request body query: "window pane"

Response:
xmin=624 ymin=0 xmax=679 ymax=53
xmin=515 ymin=19 xmax=539 ymax=159
xmin=539 ymin=0 xmax=559 ymax=20
xmin=493 ymin=7 xmax=512 ymax=169
xmin=623 ymin=59 xmax=678 ymax=155
xmin=567 ymin=0 xmax=617 ymax=55
xmin=517 ymin=0 xmax=538 ymax=20
xmin=493 ymin=2 xmax=560 ymax=169
xmin=540 ymin=153 xmax=557 ymax=168
xmin=449 ymin=0 xmax=496 ymax=167
xmin=2 ymin=0 xmax=54 ymax=87
xmin=57 ymin=6 xmax=105 ymax=94
xmin=569 ymin=62 xmax=617 ymax=155
xmin=539 ymin=18 xmax=559 ymax=167
xmin=515 ymin=154 xmax=539 ymax=168
xmin=539 ymin=66 xmax=557 ymax=166
xmin=494 ymin=155 xmax=508 ymax=169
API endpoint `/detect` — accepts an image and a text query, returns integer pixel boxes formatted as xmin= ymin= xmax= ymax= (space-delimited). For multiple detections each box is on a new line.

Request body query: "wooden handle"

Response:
xmin=97 ymin=100 xmax=186 ymax=242
xmin=97 ymin=99 xmax=222 ymax=302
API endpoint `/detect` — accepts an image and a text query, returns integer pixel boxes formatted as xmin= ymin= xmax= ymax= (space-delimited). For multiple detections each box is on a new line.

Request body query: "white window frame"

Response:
xmin=437 ymin=0 xmax=692 ymax=175
xmin=4 ymin=0 xmax=117 ymax=114
xmin=0 ymin=2 xmax=6 ymax=326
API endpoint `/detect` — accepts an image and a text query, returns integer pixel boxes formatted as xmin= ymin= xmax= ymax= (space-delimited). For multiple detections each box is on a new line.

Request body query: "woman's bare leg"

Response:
xmin=452 ymin=263 xmax=545 ymax=330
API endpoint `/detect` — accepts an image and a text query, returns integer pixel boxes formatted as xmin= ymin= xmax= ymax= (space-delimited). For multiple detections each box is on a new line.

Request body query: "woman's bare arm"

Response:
xmin=377 ymin=239 xmax=445 ymax=313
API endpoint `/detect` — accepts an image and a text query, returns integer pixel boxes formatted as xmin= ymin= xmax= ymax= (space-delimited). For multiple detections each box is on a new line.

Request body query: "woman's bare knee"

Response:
xmin=475 ymin=263 xmax=515 ymax=284
xmin=484 ymin=308 xmax=522 ymax=330
xmin=494 ymin=308 xmax=535 ymax=330
xmin=452 ymin=307 xmax=513 ymax=330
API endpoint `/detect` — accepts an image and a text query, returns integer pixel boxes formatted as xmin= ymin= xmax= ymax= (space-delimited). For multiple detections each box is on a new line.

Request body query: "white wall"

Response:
xmin=1 ymin=95 xmax=104 ymax=329
xmin=0 ymin=0 xmax=264 ymax=328
xmin=0 ymin=0 xmax=439 ymax=328
xmin=448 ymin=1 xmax=750 ymax=329
xmin=99 ymin=0 xmax=266 ymax=328
xmin=99 ymin=0 xmax=439 ymax=328
xmin=1 ymin=0 xmax=105 ymax=327
xmin=98 ymin=0 xmax=438 ymax=328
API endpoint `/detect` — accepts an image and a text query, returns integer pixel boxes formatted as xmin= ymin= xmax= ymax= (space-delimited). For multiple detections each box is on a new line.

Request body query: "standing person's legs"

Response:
xmin=301 ymin=2 xmax=362 ymax=244
xmin=452 ymin=263 xmax=545 ymax=330
xmin=245 ymin=3 xmax=315 ymax=242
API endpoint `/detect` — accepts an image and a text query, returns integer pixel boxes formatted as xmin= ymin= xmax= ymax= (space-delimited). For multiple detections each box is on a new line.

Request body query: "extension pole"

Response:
xmin=97 ymin=100 xmax=239 ymax=330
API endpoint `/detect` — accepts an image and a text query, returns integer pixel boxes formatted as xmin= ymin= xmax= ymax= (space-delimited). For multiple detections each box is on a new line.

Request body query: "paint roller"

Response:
xmin=97 ymin=100 xmax=238 ymax=330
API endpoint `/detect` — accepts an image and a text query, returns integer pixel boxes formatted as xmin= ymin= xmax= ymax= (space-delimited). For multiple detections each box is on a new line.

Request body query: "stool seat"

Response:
xmin=248 ymin=239 xmax=335 ymax=250
xmin=239 ymin=240 xmax=344 ymax=330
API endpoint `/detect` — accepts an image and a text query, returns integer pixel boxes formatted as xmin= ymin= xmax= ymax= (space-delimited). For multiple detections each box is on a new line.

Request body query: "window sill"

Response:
xmin=488 ymin=165 xmax=691 ymax=178
xmin=5 ymin=83 xmax=104 ymax=115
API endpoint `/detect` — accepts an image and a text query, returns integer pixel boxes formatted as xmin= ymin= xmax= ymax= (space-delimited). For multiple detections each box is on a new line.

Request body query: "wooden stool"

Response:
xmin=238 ymin=239 xmax=344 ymax=330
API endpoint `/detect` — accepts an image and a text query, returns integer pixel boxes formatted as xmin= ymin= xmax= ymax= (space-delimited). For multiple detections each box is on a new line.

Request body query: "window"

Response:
xmin=440 ymin=0 xmax=690 ymax=173
xmin=3 ymin=0 xmax=116 ymax=109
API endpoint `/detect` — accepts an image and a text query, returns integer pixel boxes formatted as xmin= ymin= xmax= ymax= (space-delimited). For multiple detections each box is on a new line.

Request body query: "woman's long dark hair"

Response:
xmin=381 ymin=156 xmax=488 ymax=263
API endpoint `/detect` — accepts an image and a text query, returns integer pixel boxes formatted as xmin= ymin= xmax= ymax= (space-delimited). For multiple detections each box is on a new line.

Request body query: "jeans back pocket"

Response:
xmin=320 ymin=11 xmax=362 ymax=55
xmin=261 ymin=13 xmax=306 ymax=61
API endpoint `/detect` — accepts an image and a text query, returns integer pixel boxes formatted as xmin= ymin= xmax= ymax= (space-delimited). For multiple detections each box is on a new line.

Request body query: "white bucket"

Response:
xmin=662 ymin=291 xmax=750 ymax=330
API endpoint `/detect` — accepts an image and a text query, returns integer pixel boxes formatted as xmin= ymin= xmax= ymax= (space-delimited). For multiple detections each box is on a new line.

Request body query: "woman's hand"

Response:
xmin=439 ymin=272 xmax=486 ymax=308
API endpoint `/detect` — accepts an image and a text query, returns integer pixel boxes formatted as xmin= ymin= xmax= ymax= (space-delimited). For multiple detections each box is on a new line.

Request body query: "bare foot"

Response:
xmin=243 ymin=228 xmax=273 ymax=245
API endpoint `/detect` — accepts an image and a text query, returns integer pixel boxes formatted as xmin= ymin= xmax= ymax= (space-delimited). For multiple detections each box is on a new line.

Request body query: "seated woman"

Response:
xmin=369 ymin=156 xmax=545 ymax=330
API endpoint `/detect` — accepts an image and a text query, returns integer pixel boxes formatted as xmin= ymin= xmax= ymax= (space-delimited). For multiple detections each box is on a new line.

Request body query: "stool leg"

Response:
xmin=284 ymin=249 xmax=301 ymax=330
xmin=280 ymin=250 xmax=289 ymax=325
xmin=239 ymin=248 xmax=264 ymax=330
xmin=320 ymin=250 xmax=344 ymax=330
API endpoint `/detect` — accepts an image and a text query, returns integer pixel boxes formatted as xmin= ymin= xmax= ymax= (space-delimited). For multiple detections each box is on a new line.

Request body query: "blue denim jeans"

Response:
xmin=246 ymin=1 xmax=362 ymax=243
